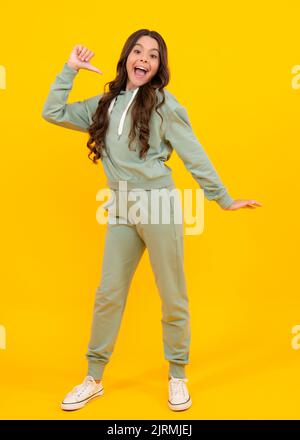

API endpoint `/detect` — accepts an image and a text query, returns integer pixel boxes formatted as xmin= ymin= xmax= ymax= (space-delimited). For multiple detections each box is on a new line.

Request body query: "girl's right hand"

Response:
xmin=67 ymin=45 xmax=103 ymax=74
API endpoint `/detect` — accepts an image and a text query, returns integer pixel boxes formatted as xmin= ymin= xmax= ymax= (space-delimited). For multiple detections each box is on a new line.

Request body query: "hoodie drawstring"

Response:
xmin=108 ymin=87 xmax=139 ymax=139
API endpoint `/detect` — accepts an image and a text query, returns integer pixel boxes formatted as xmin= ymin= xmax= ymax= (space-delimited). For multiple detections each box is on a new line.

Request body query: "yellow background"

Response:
xmin=1 ymin=0 xmax=300 ymax=420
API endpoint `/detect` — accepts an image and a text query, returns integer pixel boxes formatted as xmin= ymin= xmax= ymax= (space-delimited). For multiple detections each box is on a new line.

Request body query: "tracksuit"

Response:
xmin=42 ymin=62 xmax=234 ymax=379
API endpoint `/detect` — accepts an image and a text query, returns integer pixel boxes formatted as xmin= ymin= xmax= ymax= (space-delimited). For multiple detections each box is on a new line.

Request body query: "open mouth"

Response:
xmin=134 ymin=67 xmax=148 ymax=78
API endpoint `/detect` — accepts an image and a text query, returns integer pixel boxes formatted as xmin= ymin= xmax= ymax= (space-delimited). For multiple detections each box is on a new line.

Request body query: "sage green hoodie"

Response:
xmin=41 ymin=62 xmax=234 ymax=209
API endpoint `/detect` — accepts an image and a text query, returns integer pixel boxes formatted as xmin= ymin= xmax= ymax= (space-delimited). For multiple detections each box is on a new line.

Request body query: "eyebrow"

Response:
xmin=134 ymin=43 xmax=160 ymax=53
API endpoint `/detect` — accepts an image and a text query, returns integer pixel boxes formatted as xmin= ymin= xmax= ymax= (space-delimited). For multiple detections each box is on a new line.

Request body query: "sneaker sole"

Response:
xmin=168 ymin=396 xmax=192 ymax=411
xmin=61 ymin=388 xmax=104 ymax=411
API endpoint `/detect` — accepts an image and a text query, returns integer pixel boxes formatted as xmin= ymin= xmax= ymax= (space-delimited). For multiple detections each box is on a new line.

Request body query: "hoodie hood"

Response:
xmin=108 ymin=87 xmax=140 ymax=138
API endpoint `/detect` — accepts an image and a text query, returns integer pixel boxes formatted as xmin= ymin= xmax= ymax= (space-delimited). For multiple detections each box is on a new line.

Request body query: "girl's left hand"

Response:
xmin=224 ymin=199 xmax=263 ymax=210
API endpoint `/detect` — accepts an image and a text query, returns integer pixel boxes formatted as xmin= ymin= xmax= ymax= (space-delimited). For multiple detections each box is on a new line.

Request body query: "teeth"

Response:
xmin=135 ymin=66 xmax=148 ymax=72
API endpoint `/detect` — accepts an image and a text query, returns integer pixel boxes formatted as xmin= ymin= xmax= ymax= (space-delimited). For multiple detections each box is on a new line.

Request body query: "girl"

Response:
xmin=42 ymin=29 xmax=262 ymax=412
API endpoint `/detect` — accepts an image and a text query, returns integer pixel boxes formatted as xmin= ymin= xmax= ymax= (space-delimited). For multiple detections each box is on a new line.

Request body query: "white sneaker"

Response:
xmin=168 ymin=376 xmax=192 ymax=411
xmin=61 ymin=375 xmax=104 ymax=411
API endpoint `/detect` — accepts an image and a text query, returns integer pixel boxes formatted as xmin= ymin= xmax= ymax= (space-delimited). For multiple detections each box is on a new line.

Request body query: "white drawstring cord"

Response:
xmin=108 ymin=87 xmax=140 ymax=139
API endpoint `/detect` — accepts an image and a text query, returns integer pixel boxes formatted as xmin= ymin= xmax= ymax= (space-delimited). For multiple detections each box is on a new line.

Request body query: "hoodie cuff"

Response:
xmin=62 ymin=62 xmax=80 ymax=76
xmin=214 ymin=192 xmax=234 ymax=209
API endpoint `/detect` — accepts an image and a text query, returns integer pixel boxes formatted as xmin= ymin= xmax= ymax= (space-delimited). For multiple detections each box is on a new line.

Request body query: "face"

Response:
xmin=125 ymin=36 xmax=160 ymax=90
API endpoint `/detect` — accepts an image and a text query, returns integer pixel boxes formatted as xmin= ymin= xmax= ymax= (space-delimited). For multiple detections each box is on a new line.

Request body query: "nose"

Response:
xmin=139 ymin=56 xmax=149 ymax=64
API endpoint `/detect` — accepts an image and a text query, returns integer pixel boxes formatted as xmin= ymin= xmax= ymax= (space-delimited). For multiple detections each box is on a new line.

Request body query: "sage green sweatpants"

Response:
xmin=86 ymin=184 xmax=191 ymax=380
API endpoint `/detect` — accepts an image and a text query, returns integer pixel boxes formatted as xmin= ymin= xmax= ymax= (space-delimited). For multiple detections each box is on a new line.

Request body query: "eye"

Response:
xmin=133 ymin=49 xmax=158 ymax=59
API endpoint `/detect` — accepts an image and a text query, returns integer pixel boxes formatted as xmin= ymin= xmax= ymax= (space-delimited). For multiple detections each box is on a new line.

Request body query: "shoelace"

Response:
xmin=169 ymin=377 xmax=188 ymax=398
xmin=72 ymin=377 xmax=95 ymax=398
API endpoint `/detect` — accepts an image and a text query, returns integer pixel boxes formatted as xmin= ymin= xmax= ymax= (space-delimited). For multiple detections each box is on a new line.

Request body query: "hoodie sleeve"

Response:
xmin=41 ymin=63 xmax=102 ymax=133
xmin=164 ymin=102 xmax=234 ymax=209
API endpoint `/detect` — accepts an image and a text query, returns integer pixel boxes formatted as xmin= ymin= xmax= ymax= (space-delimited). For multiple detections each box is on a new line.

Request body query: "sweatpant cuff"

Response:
xmin=168 ymin=362 xmax=187 ymax=379
xmin=87 ymin=360 xmax=107 ymax=381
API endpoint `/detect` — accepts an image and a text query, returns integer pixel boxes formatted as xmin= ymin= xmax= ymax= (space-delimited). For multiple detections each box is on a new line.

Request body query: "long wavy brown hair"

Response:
xmin=86 ymin=29 xmax=170 ymax=163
